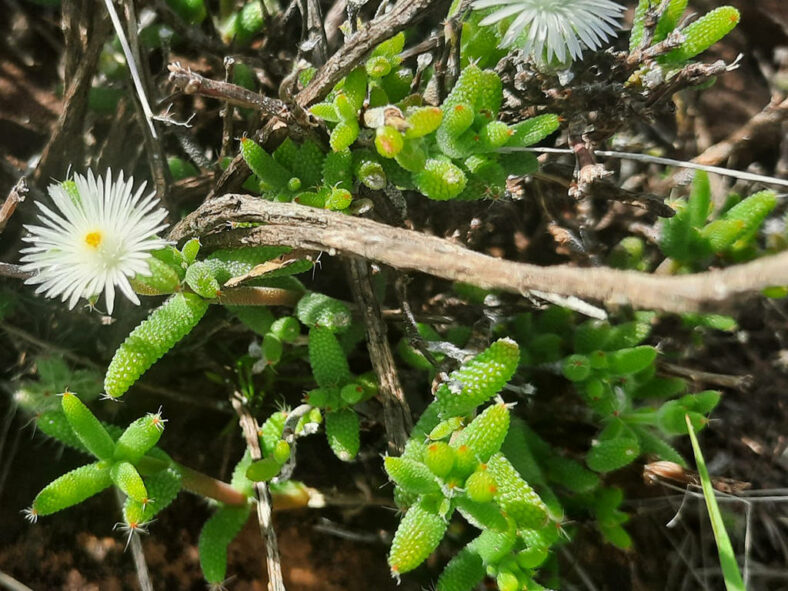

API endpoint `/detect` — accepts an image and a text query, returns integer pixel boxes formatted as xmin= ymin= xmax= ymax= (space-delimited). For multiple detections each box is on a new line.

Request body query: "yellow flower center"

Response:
xmin=84 ymin=231 xmax=103 ymax=249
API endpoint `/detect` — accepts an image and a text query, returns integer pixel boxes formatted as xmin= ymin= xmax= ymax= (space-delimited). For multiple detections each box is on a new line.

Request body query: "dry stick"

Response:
xmin=296 ymin=0 xmax=440 ymax=107
xmin=691 ymin=97 xmax=788 ymax=167
xmin=659 ymin=361 xmax=753 ymax=391
xmin=299 ymin=0 xmax=329 ymax=65
xmin=323 ymin=0 xmax=347 ymax=49
xmin=346 ymin=259 xmax=412 ymax=454
xmin=220 ymin=57 xmax=236 ymax=161
xmin=0 ymin=178 xmax=25 ymax=234
xmin=231 ymin=392 xmax=286 ymax=591
xmin=171 ymin=196 xmax=788 ymax=314
xmin=118 ymin=0 xmax=169 ymax=198
xmin=0 ymin=263 xmax=33 ymax=280
xmin=0 ymin=178 xmax=30 ymax=278
xmin=168 ymin=63 xmax=294 ymax=122
xmin=33 ymin=6 xmax=110 ymax=185
xmin=0 ymin=570 xmax=34 ymax=591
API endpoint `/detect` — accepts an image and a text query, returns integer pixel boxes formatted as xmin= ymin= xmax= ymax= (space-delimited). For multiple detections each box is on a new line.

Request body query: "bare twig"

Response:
xmin=170 ymin=196 xmax=788 ymax=314
xmin=117 ymin=0 xmax=169 ymax=198
xmin=0 ymin=178 xmax=26 ymax=234
xmin=296 ymin=0 xmax=439 ymax=107
xmin=298 ymin=0 xmax=329 ymax=65
xmin=168 ymin=63 xmax=293 ymax=121
xmin=692 ymin=97 xmax=788 ymax=167
xmin=33 ymin=5 xmax=110 ymax=185
xmin=323 ymin=0 xmax=348 ymax=49
xmin=0 ymin=570 xmax=34 ymax=591
xmin=659 ymin=362 xmax=754 ymax=390
xmin=346 ymin=260 xmax=412 ymax=453
xmin=0 ymin=264 xmax=33 ymax=280
xmin=231 ymin=392 xmax=286 ymax=591
xmin=220 ymin=57 xmax=236 ymax=160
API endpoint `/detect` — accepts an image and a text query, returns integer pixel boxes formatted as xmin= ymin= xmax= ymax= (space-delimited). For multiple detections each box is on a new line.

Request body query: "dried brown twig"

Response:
xmin=295 ymin=0 xmax=440 ymax=107
xmin=0 ymin=178 xmax=26 ymax=235
xmin=33 ymin=3 xmax=111 ymax=185
xmin=346 ymin=260 xmax=412 ymax=454
xmin=231 ymin=392 xmax=286 ymax=591
xmin=171 ymin=196 xmax=788 ymax=315
xmin=168 ymin=63 xmax=294 ymax=122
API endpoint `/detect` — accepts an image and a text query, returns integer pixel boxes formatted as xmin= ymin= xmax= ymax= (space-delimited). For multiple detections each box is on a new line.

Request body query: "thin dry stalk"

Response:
xmin=231 ymin=392 xmax=286 ymax=591
xmin=346 ymin=259 xmax=412 ymax=453
xmin=33 ymin=4 xmax=110 ymax=185
xmin=0 ymin=178 xmax=26 ymax=234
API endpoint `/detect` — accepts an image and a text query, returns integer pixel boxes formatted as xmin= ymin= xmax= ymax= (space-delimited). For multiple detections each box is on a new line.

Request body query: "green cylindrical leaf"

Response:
xmin=296 ymin=292 xmax=352 ymax=333
xmin=114 ymin=411 xmax=165 ymax=464
xmin=111 ymin=461 xmax=148 ymax=503
xmin=388 ymin=499 xmax=448 ymax=575
xmin=185 ymin=261 xmax=222 ymax=299
xmin=404 ymin=106 xmax=443 ymax=139
xmin=662 ymin=6 xmax=740 ymax=65
xmin=434 ymin=338 xmax=520 ymax=418
xmin=325 ymin=408 xmax=360 ymax=461
xmin=486 ymin=452 xmax=548 ymax=529
xmin=309 ymin=327 xmax=352 ymax=388
xmin=130 ymin=256 xmax=182 ymax=296
xmin=240 ymin=137 xmax=291 ymax=191
xmin=561 ymin=354 xmax=591 ymax=382
xmin=606 ymin=346 xmax=657 ymax=376
xmin=61 ymin=393 xmax=116 ymax=460
xmin=451 ymin=402 xmax=510 ymax=463
xmin=385 ymin=456 xmax=441 ymax=495
xmin=414 ymin=158 xmax=467 ymax=201
xmin=423 ymin=441 xmax=456 ymax=479
xmin=199 ymin=504 xmax=251 ymax=584
xmin=506 ymin=114 xmax=560 ymax=147
xmin=586 ymin=437 xmax=640 ymax=473
xmin=465 ymin=468 xmax=497 ymax=503
xmin=436 ymin=546 xmax=485 ymax=591
xmin=246 ymin=457 xmax=282 ymax=481
xmin=31 ymin=461 xmax=113 ymax=518
xmin=104 ymin=293 xmax=209 ymax=398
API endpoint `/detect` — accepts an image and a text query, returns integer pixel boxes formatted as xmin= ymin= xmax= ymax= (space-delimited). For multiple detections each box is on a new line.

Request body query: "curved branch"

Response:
xmin=170 ymin=196 xmax=788 ymax=314
xmin=295 ymin=0 xmax=441 ymax=107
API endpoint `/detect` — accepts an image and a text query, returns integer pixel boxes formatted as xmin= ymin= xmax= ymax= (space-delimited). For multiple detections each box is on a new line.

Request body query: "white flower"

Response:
xmin=19 ymin=169 xmax=169 ymax=314
xmin=472 ymin=0 xmax=625 ymax=63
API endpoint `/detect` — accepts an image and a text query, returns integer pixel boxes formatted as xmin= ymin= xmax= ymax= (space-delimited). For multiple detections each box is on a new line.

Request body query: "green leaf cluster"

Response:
xmin=386 ymin=339 xmax=557 ymax=590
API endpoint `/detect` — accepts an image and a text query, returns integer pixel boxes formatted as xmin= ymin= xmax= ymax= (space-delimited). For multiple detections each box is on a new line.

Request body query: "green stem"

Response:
xmin=216 ymin=286 xmax=302 ymax=306
xmin=177 ymin=464 xmax=249 ymax=506
xmin=137 ymin=455 xmax=319 ymax=509
xmin=621 ymin=410 xmax=659 ymax=425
